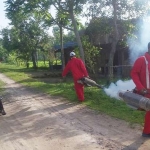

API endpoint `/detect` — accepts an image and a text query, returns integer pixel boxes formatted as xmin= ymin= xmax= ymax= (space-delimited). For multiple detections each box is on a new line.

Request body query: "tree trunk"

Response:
xmin=43 ymin=53 xmax=46 ymax=66
xmin=70 ymin=12 xmax=85 ymax=63
xmin=108 ymin=0 xmax=119 ymax=82
xmin=59 ymin=25 xmax=65 ymax=69
xmin=31 ymin=51 xmax=37 ymax=69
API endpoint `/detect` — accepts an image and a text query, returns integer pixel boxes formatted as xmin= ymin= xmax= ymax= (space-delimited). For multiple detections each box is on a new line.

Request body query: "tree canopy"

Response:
xmin=1 ymin=0 xmax=150 ymax=75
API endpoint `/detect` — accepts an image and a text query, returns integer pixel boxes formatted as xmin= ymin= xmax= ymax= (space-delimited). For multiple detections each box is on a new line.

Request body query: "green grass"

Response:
xmin=0 ymin=63 xmax=145 ymax=126
xmin=0 ymin=79 xmax=6 ymax=96
xmin=28 ymin=60 xmax=62 ymax=68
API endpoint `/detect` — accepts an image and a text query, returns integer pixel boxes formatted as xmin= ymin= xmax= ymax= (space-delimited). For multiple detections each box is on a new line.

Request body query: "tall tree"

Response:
xmin=5 ymin=0 xmax=54 ymax=68
xmin=5 ymin=0 xmax=87 ymax=63
xmin=1 ymin=21 xmax=51 ymax=68
xmin=0 ymin=39 xmax=8 ymax=62
xmin=51 ymin=0 xmax=86 ymax=62
xmin=86 ymin=0 xmax=150 ymax=80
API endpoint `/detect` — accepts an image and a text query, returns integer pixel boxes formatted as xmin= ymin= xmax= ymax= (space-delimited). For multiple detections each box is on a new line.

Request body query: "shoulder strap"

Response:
xmin=143 ymin=56 xmax=149 ymax=89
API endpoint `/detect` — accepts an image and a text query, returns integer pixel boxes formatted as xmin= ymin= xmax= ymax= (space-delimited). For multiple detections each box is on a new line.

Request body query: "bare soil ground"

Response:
xmin=0 ymin=73 xmax=150 ymax=150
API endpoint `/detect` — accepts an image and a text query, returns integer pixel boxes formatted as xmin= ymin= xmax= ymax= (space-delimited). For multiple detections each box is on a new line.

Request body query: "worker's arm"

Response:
xmin=79 ymin=59 xmax=89 ymax=77
xmin=62 ymin=61 xmax=70 ymax=77
xmin=131 ymin=57 xmax=145 ymax=91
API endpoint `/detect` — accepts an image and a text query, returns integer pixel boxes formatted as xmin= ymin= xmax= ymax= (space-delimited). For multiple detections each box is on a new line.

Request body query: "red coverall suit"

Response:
xmin=131 ymin=52 xmax=150 ymax=134
xmin=62 ymin=57 xmax=89 ymax=101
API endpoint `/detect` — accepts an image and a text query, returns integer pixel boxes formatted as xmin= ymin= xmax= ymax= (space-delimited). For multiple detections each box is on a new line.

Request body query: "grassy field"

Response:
xmin=0 ymin=79 xmax=5 ymax=86
xmin=0 ymin=80 xmax=5 ymax=95
xmin=0 ymin=63 xmax=145 ymax=126
xmin=28 ymin=60 xmax=62 ymax=68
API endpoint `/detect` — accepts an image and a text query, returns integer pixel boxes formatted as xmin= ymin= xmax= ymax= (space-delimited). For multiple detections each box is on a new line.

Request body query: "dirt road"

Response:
xmin=0 ymin=73 xmax=150 ymax=150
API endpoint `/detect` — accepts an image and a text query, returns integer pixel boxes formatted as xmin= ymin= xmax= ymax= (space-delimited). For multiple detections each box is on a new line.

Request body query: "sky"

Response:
xmin=0 ymin=1 xmax=56 ymax=34
xmin=0 ymin=0 xmax=55 ymax=34
xmin=0 ymin=0 xmax=87 ymax=35
xmin=0 ymin=0 xmax=10 ymax=30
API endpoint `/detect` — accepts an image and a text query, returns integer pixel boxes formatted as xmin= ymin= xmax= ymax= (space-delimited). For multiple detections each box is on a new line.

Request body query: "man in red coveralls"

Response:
xmin=131 ymin=42 xmax=150 ymax=137
xmin=62 ymin=51 xmax=89 ymax=102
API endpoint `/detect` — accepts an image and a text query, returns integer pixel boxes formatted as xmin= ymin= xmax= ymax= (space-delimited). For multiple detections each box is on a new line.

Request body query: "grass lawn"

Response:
xmin=0 ymin=80 xmax=5 ymax=95
xmin=0 ymin=63 xmax=145 ymax=126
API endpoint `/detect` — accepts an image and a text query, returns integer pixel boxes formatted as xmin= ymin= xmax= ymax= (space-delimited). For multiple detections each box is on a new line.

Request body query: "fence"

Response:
xmin=99 ymin=65 xmax=132 ymax=78
xmin=113 ymin=65 xmax=132 ymax=78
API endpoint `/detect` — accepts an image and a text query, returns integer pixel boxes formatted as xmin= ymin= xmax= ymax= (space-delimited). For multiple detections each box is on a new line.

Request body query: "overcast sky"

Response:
xmin=0 ymin=0 xmax=10 ymax=29
xmin=0 ymin=0 xmax=87 ymax=36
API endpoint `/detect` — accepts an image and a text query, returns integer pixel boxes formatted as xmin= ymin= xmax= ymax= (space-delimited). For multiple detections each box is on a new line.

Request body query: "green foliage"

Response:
xmin=76 ymin=36 xmax=100 ymax=74
xmin=7 ymin=52 xmax=18 ymax=64
xmin=53 ymin=26 xmax=76 ymax=45
xmin=0 ymin=28 xmax=12 ymax=53
xmin=86 ymin=0 xmax=150 ymax=19
xmin=63 ymin=31 xmax=76 ymax=43
xmin=5 ymin=0 xmax=87 ymax=63
xmin=85 ymin=1 xmax=150 ymax=42
xmin=1 ymin=22 xmax=54 ymax=68
xmin=0 ymin=80 xmax=6 ymax=95
xmin=0 ymin=40 xmax=8 ymax=62
xmin=52 ymin=26 xmax=61 ymax=45
xmin=86 ymin=17 xmax=113 ymax=35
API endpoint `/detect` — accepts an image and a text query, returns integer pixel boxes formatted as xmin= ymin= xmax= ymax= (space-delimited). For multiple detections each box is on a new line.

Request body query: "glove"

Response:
xmin=140 ymin=89 xmax=148 ymax=95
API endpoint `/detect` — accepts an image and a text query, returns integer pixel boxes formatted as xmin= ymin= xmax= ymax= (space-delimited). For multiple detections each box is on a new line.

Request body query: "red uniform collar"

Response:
xmin=145 ymin=52 xmax=150 ymax=62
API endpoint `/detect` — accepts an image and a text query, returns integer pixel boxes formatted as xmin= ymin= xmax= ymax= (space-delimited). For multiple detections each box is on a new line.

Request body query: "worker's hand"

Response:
xmin=140 ymin=89 xmax=148 ymax=95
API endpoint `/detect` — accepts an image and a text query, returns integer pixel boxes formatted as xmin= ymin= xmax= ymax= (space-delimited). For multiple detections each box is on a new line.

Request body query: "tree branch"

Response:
xmin=37 ymin=4 xmax=74 ymax=31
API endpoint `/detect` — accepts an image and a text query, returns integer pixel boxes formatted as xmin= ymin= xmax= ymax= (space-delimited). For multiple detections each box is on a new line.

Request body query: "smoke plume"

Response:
xmin=128 ymin=17 xmax=150 ymax=64
xmin=104 ymin=80 xmax=135 ymax=99
xmin=104 ymin=17 xmax=150 ymax=99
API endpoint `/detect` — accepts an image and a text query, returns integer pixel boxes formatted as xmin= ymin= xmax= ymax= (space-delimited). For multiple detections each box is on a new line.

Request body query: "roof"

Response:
xmin=54 ymin=41 xmax=78 ymax=50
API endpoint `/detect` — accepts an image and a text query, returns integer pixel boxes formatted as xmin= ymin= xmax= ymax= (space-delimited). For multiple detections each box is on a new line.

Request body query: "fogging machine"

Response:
xmin=119 ymin=90 xmax=150 ymax=111
xmin=77 ymin=77 xmax=103 ymax=89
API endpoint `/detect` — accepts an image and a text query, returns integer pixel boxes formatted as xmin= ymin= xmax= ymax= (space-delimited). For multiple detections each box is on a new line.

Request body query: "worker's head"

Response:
xmin=148 ymin=42 xmax=150 ymax=54
xmin=70 ymin=52 xmax=76 ymax=58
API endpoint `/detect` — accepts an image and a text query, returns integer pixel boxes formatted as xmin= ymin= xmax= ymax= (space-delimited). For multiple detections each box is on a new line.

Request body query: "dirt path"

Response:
xmin=0 ymin=73 xmax=150 ymax=150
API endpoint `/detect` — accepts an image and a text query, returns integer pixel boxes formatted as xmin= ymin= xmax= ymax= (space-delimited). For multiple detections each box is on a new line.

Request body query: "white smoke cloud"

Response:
xmin=104 ymin=16 xmax=150 ymax=100
xmin=128 ymin=16 xmax=150 ymax=64
xmin=104 ymin=80 xmax=135 ymax=100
